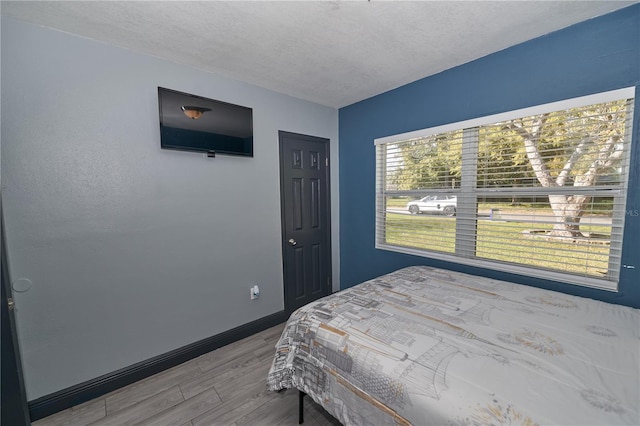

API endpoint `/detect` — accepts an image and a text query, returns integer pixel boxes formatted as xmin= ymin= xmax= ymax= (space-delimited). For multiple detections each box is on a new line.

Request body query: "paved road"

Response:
xmin=386 ymin=208 xmax=612 ymax=225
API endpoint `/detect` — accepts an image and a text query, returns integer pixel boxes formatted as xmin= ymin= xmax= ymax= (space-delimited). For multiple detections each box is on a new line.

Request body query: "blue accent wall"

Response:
xmin=338 ymin=5 xmax=640 ymax=307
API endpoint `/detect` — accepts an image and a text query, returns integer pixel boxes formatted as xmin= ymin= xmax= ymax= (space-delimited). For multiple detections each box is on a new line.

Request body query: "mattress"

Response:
xmin=267 ymin=266 xmax=640 ymax=425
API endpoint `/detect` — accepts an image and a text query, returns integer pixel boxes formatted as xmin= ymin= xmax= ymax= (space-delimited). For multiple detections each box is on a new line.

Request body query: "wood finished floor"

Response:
xmin=33 ymin=323 xmax=342 ymax=426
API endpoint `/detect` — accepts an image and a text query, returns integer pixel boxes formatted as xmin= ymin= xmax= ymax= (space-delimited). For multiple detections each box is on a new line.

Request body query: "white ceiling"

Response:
xmin=2 ymin=1 xmax=637 ymax=108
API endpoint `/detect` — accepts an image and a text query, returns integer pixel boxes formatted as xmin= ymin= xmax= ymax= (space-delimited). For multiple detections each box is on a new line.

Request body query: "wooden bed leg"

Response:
xmin=299 ymin=390 xmax=305 ymax=424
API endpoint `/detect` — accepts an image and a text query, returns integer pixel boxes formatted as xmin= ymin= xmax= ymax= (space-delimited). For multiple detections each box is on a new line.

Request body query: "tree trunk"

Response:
xmin=548 ymin=194 xmax=590 ymax=237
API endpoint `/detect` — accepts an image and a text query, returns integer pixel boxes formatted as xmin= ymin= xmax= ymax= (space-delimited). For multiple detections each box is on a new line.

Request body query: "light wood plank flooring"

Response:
xmin=33 ymin=323 xmax=341 ymax=426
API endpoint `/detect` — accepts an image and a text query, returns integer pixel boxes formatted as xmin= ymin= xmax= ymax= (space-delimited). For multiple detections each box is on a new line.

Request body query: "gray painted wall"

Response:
xmin=1 ymin=17 xmax=339 ymax=400
xmin=0 ymin=17 xmax=2 ymax=415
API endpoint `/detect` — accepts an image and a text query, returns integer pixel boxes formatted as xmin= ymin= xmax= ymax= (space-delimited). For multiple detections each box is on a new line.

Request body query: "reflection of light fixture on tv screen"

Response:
xmin=181 ymin=106 xmax=211 ymax=120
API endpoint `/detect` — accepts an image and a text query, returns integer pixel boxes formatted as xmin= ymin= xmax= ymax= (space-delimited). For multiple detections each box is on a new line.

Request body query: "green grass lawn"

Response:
xmin=384 ymin=212 xmax=610 ymax=277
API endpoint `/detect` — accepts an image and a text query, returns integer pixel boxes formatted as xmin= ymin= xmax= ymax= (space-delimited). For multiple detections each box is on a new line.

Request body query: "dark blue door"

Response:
xmin=279 ymin=132 xmax=332 ymax=313
xmin=1 ymin=199 xmax=31 ymax=425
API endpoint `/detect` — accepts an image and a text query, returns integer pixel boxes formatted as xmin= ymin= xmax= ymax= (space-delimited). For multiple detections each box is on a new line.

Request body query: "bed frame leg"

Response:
xmin=299 ymin=390 xmax=306 ymax=424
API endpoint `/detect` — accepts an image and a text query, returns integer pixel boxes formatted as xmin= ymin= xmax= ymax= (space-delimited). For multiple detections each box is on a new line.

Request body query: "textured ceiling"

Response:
xmin=2 ymin=1 xmax=637 ymax=108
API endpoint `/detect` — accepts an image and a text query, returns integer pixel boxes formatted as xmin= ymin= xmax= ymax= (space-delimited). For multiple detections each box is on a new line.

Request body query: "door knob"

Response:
xmin=288 ymin=238 xmax=297 ymax=246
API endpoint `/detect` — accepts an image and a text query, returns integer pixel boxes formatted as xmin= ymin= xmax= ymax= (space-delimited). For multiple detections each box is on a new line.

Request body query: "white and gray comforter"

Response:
xmin=267 ymin=266 xmax=639 ymax=425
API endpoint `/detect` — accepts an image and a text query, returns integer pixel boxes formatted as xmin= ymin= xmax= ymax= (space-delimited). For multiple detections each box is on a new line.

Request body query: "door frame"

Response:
xmin=278 ymin=131 xmax=332 ymax=315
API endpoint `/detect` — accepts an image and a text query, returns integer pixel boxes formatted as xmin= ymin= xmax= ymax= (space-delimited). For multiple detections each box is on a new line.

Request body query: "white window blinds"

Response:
xmin=375 ymin=88 xmax=635 ymax=290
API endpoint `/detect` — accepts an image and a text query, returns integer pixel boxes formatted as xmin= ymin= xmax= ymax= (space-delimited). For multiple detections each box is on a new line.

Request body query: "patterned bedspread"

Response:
xmin=267 ymin=266 xmax=640 ymax=425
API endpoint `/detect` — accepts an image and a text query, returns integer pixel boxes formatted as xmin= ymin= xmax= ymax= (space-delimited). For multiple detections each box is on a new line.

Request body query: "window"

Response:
xmin=375 ymin=88 xmax=635 ymax=291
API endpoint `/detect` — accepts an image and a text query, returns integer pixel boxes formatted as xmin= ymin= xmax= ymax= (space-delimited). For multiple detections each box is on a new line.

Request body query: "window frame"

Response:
xmin=374 ymin=87 xmax=635 ymax=291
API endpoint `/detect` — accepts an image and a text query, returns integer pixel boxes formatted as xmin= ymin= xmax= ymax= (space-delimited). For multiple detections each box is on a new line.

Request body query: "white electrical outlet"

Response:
xmin=250 ymin=285 xmax=260 ymax=300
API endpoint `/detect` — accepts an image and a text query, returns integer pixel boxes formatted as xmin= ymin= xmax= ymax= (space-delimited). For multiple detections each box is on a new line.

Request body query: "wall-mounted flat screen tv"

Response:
xmin=158 ymin=87 xmax=253 ymax=157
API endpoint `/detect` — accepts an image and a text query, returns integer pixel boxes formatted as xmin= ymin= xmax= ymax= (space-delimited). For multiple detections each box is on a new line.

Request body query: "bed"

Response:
xmin=267 ymin=266 xmax=640 ymax=425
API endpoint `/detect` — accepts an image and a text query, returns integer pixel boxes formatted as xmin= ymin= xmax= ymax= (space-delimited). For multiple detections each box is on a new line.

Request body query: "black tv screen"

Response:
xmin=158 ymin=87 xmax=253 ymax=157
